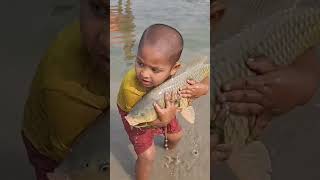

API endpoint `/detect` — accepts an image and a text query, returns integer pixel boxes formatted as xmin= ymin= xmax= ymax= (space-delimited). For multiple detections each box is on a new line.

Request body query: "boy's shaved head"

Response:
xmin=138 ymin=24 xmax=184 ymax=63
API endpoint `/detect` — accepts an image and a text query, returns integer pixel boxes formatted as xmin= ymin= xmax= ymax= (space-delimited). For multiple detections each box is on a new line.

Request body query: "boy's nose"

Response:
xmin=140 ymin=68 xmax=151 ymax=79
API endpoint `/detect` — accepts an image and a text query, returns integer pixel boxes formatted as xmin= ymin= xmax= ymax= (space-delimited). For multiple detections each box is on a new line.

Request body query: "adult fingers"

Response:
xmin=219 ymin=90 xmax=264 ymax=104
xmin=227 ymin=102 xmax=264 ymax=116
xmin=246 ymin=56 xmax=278 ymax=74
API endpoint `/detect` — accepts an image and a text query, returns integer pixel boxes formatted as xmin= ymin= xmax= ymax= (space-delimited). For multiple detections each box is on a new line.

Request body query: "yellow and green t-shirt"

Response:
xmin=22 ymin=21 xmax=108 ymax=161
xmin=117 ymin=68 xmax=147 ymax=113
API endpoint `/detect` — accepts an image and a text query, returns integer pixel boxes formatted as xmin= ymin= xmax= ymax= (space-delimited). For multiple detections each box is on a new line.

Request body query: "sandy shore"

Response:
xmin=109 ymin=82 xmax=210 ymax=180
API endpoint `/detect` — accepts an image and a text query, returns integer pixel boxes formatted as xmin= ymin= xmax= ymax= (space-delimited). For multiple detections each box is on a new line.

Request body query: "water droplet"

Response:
xmin=192 ymin=149 xmax=199 ymax=156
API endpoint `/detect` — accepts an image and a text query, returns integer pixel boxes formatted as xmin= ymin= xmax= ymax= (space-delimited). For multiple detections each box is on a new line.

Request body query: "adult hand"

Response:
xmin=218 ymin=48 xmax=320 ymax=136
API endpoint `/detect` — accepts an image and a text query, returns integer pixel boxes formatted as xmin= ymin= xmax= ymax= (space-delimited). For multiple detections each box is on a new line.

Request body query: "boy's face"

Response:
xmin=135 ymin=46 xmax=180 ymax=88
xmin=80 ymin=0 xmax=109 ymax=72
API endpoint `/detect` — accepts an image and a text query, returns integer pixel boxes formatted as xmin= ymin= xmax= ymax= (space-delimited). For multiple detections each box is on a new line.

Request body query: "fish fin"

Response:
xmin=180 ymin=106 xmax=195 ymax=124
xmin=178 ymin=97 xmax=189 ymax=108
xmin=125 ymin=115 xmax=138 ymax=127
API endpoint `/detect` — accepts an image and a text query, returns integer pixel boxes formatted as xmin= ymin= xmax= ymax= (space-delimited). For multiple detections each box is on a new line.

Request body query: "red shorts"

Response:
xmin=118 ymin=106 xmax=182 ymax=155
xmin=22 ymin=132 xmax=60 ymax=180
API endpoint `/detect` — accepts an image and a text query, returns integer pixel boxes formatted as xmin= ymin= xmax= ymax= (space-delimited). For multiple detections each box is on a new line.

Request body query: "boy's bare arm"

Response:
xmin=149 ymin=118 xmax=168 ymax=128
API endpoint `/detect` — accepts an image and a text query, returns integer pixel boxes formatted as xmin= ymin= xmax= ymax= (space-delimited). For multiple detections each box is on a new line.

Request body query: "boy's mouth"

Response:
xmin=139 ymin=78 xmax=153 ymax=87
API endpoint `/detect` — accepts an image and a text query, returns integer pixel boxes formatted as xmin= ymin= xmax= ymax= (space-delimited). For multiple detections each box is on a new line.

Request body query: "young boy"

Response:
xmin=22 ymin=0 xmax=108 ymax=180
xmin=117 ymin=24 xmax=209 ymax=180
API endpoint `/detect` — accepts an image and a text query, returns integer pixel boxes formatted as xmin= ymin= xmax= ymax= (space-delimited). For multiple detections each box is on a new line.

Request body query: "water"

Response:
xmin=110 ymin=0 xmax=210 ymax=82
xmin=110 ymin=1 xmax=210 ymax=179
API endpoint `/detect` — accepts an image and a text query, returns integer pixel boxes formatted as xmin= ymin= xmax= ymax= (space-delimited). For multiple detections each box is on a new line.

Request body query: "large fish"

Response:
xmin=211 ymin=6 xmax=320 ymax=153
xmin=125 ymin=57 xmax=210 ymax=128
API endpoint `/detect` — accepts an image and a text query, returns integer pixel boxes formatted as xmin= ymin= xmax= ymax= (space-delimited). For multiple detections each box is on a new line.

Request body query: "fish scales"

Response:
xmin=211 ymin=7 xmax=320 ymax=148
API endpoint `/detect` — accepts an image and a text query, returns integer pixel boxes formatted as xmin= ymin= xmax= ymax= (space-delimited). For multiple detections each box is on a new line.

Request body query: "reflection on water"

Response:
xmin=110 ymin=0 xmax=136 ymax=60
xmin=110 ymin=0 xmax=210 ymax=81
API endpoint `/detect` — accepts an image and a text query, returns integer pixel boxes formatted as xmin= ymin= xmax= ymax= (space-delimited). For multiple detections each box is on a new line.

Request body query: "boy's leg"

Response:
xmin=166 ymin=116 xmax=183 ymax=149
xmin=136 ymin=143 xmax=156 ymax=180
xmin=166 ymin=131 xmax=183 ymax=149
xmin=118 ymin=106 xmax=158 ymax=180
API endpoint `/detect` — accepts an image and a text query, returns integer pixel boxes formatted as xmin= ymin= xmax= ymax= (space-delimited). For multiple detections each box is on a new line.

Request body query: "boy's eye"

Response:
xmin=152 ymin=68 xmax=161 ymax=73
xmin=137 ymin=61 xmax=144 ymax=67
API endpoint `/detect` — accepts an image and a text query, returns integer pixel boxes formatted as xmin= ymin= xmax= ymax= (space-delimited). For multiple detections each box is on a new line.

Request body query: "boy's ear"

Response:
xmin=170 ymin=62 xmax=181 ymax=76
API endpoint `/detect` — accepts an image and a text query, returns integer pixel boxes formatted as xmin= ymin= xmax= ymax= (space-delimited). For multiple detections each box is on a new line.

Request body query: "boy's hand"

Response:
xmin=152 ymin=91 xmax=178 ymax=127
xmin=179 ymin=77 xmax=209 ymax=102
xmin=218 ymin=49 xmax=320 ymax=136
